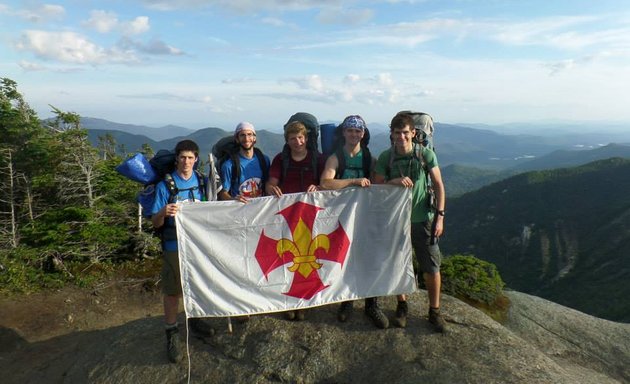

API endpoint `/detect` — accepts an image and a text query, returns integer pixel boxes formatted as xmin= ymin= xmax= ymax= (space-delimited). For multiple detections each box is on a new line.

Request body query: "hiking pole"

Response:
xmin=227 ymin=316 xmax=233 ymax=334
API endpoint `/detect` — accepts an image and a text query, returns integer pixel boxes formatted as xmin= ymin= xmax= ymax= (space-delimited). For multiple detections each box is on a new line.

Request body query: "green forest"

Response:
xmin=0 ymin=78 xmax=162 ymax=293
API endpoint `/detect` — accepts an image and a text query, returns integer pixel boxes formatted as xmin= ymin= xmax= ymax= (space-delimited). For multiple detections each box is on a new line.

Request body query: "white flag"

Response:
xmin=176 ymin=185 xmax=416 ymax=317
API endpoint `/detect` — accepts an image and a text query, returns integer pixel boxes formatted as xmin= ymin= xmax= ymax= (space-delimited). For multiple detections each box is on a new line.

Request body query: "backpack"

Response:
xmin=117 ymin=150 xmax=207 ymax=219
xmin=328 ymin=123 xmax=372 ymax=179
xmin=212 ymin=135 xmax=269 ymax=195
xmin=396 ymin=110 xmax=435 ymax=151
xmin=280 ymin=113 xmax=321 ymax=187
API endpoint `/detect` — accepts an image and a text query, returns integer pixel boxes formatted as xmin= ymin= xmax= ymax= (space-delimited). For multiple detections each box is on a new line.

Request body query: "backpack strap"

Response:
xmin=334 ymin=147 xmax=346 ymax=180
xmin=164 ymin=173 xmax=178 ymax=204
xmin=361 ymin=146 xmax=372 ymax=179
xmin=254 ymin=147 xmax=269 ymax=186
xmin=194 ymin=169 xmax=207 ymax=201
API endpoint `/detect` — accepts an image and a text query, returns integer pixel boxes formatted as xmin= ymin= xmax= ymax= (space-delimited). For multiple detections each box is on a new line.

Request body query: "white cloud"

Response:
xmin=316 ymin=6 xmax=374 ymax=25
xmin=140 ymin=0 xmax=343 ymax=13
xmin=16 ymin=30 xmax=139 ymax=64
xmin=122 ymin=16 xmax=150 ymax=35
xmin=18 ymin=60 xmax=46 ymax=71
xmin=83 ymin=11 xmax=150 ymax=36
xmin=17 ymin=3 xmax=65 ymax=23
xmin=119 ymin=37 xmax=184 ymax=55
xmin=83 ymin=10 xmax=118 ymax=33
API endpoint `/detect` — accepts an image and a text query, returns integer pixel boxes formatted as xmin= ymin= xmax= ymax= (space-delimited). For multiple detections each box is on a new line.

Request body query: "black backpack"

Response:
xmin=212 ymin=136 xmax=269 ymax=195
xmin=327 ymin=123 xmax=372 ymax=180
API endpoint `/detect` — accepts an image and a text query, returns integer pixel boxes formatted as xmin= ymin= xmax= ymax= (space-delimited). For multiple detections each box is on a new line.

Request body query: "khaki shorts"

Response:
xmin=161 ymin=250 xmax=182 ymax=295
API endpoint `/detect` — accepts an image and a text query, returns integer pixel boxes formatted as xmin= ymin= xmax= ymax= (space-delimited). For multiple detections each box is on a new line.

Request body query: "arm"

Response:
xmin=320 ymin=154 xmax=370 ymax=190
xmin=152 ymin=203 xmax=178 ymax=229
xmin=429 ymin=165 xmax=446 ymax=237
xmin=265 ymin=176 xmax=283 ymax=197
xmin=373 ymin=172 xmax=413 ymax=188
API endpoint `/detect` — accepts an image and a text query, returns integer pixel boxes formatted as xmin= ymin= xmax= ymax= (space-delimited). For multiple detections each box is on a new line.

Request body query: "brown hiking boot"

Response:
xmin=393 ymin=300 xmax=408 ymax=328
xmin=295 ymin=309 xmax=306 ymax=321
xmin=285 ymin=310 xmax=296 ymax=320
xmin=337 ymin=301 xmax=354 ymax=322
xmin=165 ymin=327 xmax=182 ymax=363
xmin=428 ymin=307 xmax=446 ymax=333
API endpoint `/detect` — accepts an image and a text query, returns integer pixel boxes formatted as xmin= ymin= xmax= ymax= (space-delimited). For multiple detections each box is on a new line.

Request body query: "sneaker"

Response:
xmin=337 ymin=301 xmax=354 ymax=322
xmin=165 ymin=327 xmax=181 ymax=363
xmin=295 ymin=309 xmax=306 ymax=321
xmin=393 ymin=301 xmax=408 ymax=328
xmin=188 ymin=318 xmax=215 ymax=337
xmin=428 ymin=307 xmax=446 ymax=333
xmin=365 ymin=304 xmax=389 ymax=329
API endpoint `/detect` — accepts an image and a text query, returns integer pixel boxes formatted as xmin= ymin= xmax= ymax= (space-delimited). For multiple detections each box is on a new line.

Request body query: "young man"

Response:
xmin=265 ymin=120 xmax=324 ymax=321
xmin=218 ymin=121 xmax=270 ymax=202
xmin=373 ymin=113 xmax=447 ymax=332
xmin=319 ymin=115 xmax=389 ymax=329
xmin=151 ymin=139 xmax=215 ymax=363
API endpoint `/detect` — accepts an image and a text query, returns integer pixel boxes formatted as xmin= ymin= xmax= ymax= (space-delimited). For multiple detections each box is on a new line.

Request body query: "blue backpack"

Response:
xmin=116 ymin=150 xmax=207 ymax=218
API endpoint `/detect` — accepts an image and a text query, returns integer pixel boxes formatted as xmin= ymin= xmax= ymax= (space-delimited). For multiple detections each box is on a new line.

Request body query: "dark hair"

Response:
xmin=390 ymin=113 xmax=415 ymax=132
xmin=174 ymin=139 xmax=200 ymax=157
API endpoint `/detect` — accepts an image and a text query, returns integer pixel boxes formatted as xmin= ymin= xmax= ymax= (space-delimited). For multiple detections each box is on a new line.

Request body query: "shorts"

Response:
xmin=161 ymin=250 xmax=182 ymax=296
xmin=411 ymin=221 xmax=442 ymax=274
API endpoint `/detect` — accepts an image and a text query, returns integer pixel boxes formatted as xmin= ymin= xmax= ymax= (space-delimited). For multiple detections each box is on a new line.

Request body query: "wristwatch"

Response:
xmin=437 ymin=210 xmax=445 ymax=216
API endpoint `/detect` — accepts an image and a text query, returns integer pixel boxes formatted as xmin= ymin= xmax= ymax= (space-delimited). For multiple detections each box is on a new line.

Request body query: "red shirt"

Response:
xmin=269 ymin=150 xmax=325 ymax=193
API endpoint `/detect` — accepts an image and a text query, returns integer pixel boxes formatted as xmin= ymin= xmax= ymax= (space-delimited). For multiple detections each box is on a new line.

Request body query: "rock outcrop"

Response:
xmin=2 ymin=290 xmax=629 ymax=384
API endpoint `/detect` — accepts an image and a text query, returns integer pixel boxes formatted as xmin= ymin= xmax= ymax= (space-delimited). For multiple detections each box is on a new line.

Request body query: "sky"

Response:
xmin=1 ymin=0 xmax=630 ymax=131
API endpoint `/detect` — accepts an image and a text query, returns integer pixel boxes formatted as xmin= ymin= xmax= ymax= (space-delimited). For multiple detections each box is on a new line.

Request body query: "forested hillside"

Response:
xmin=442 ymin=158 xmax=630 ymax=321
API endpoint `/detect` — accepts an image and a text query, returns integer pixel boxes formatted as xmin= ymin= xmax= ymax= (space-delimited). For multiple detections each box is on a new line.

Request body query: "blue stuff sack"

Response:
xmin=115 ymin=153 xmax=159 ymax=185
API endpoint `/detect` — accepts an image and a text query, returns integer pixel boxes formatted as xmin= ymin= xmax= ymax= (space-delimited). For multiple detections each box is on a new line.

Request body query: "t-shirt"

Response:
xmin=375 ymin=144 xmax=438 ymax=223
xmin=269 ymin=150 xmax=324 ymax=194
xmin=151 ymin=171 xmax=204 ymax=251
xmin=221 ymin=152 xmax=270 ymax=197
xmin=339 ymin=148 xmax=366 ymax=179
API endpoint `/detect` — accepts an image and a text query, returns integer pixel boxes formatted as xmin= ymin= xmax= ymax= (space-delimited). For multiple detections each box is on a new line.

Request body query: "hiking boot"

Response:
xmin=428 ymin=307 xmax=446 ymax=333
xmin=295 ymin=309 xmax=306 ymax=321
xmin=365 ymin=303 xmax=389 ymax=329
xmin=165 ymin=327 xmax=181 ymax=363
xmin=188 ymin=318 xmax=215 ymax=337
xmin=285 ymin=310 xmax=296 ymax=321
xmin=337 ymin=301 xmax=354 ymax=322
xmin=393 ymin=300 xmax=409 ymax=328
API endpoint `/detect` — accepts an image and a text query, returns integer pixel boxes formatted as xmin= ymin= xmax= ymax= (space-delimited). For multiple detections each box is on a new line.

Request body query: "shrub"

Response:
xmin=441 ymin=254 xmax=505 ymax=304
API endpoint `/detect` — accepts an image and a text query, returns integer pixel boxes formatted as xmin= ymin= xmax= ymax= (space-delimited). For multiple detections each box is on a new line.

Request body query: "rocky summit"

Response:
xmin=2 ymin=290 xmax=629 ymax=384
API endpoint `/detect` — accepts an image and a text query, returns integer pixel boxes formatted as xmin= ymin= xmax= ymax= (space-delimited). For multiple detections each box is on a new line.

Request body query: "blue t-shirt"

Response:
xmin=221 ymin=152 xmax=270 ymax=197
xmin=151 ymin=172 xmax=203 ymax=251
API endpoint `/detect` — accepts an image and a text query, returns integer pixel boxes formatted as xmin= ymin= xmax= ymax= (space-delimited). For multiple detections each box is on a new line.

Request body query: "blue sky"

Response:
xmin=1 ymin=0 xmax=629 ymax=131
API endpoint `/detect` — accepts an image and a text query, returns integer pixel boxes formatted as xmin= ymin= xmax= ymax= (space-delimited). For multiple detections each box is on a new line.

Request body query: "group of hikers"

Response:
xmin=149 ymin=111 xmax=446 ymax=363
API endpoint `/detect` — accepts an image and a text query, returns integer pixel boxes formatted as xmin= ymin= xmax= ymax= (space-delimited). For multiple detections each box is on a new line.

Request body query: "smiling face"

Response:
xmin=287 ymin=132 xmax=307 ymax=155
xmin=343 ymin=127 xmax=364 ymax=148
xmin=391 ymin=124 xmax=416 ymax=154
xmin=236 ymin=129 xmax=256 ymax=150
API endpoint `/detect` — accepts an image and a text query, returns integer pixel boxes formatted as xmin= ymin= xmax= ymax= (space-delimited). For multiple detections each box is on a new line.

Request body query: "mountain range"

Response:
xmin=442 ymin=158 xmax=630 ymax=322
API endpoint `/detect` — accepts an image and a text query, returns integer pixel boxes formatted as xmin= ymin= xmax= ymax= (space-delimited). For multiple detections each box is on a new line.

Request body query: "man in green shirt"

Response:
xmin=373 ymin=112 xmax=447 ymax=332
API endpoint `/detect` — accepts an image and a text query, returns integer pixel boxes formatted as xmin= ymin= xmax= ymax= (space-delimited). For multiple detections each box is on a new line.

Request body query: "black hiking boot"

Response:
xmin=188 ymin=318 xmax=215 ymax=337
xmin=428 ymin=307 xmax=446 ymax=333
xmin=165 ymin=327 xmax=181 ymax=363
xmin=337 ymin=301 xmax=354 ymax=322
xmin=364 ymin=298 xmax=389 ymax=329
xmin=285 ymin=310 xmax=296 ymax=320
xmin=393 ymin=300 xmax=409 ymax=328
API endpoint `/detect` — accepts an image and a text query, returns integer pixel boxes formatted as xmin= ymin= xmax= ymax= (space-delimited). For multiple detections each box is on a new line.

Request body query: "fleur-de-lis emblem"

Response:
xmin=255 ymin=202 xmax=350 ymax=299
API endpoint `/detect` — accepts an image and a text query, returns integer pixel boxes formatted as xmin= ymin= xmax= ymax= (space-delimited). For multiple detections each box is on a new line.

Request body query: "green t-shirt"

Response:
xmin=375 ymin=144 xmax=438 ymax=223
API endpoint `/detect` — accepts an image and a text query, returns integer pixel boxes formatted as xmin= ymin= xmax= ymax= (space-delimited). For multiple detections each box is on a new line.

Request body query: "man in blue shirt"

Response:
xmin=151 ymin=139 xmax=214 ymax=363
xmin=218 ymin=121 xmax=270 ymax=202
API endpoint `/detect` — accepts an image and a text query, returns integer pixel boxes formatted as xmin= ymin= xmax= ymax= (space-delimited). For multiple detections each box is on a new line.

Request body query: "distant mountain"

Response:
xmin=441 ymin=164 xmax=516 ymax=197
xmin=442 ymin=158 xmax=630 ymax=322
xmin=509 ymin=143 xmax=630 ymax=172
xmin=80 ymin=117 xmax=195 ymax=141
